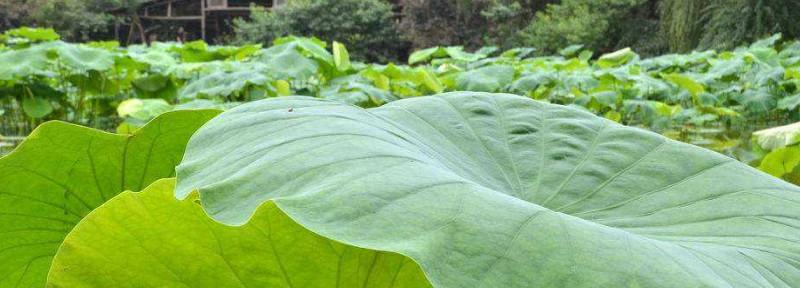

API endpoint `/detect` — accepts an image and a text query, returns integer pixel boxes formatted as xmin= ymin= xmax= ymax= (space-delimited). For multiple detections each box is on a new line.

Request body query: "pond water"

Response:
xmin=0 ymin=136 xmax=23 ymax=157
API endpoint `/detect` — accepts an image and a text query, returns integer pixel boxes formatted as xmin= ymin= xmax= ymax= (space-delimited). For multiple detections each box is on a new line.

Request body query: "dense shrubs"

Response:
xmin=233 ymin=0 xmax=407 ymax=62
xmin=662 ymin=0 xmax=800 ymax=51
xmin=514 ymin=0 xmax=666 ymax=55
xmin=0 ymin=0 xmax=125 ymax=41
xmin=397 ymin=0 xmax=546 ymax=50
xmin=4 ymin=0 xmax=800 ymax=61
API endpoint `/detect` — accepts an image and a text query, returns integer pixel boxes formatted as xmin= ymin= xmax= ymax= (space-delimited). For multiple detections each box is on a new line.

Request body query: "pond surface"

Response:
xmin=0 ymin=136 xmax=23 ymax=157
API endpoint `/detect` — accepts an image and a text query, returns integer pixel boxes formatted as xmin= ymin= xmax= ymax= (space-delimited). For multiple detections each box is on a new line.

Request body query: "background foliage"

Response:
xmin=233 ymin=0 xmax=407 ymax=62
xmin=4 ymin=0 xmax=800 ymax=57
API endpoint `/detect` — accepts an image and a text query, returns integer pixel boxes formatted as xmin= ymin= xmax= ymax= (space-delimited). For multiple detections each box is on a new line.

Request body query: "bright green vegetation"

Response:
xmin=1 ymin=92 xmax=798 ymax=287
xmin=50 ymin=179 xmax=430 ymax=287
xmin=4 ymin=29 xmax=800 ymax=180
xmin=0 ymin=109 xmax=218 ymax=286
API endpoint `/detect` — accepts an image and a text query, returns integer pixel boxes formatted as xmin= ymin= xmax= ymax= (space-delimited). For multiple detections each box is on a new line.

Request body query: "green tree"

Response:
xmin=515 ymin=0 xmax=663 ymax=55
xmin=233 ymin=0 xmax=407 ymax=62
xmin=661 ymin=0 xmax=800 ymax=51
xmin=0 ymin=0 xmax=36 ymax=31
xmin=398 ymin=0 xmax=549 ymax=50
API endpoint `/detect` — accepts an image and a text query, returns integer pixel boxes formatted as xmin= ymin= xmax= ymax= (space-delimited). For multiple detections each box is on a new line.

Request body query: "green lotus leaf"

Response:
xmin=455 ymin=65 xmax=515 ymax=92
xmin=322 ymin=76 xmax=397 ymax=107
xmin=132 ymin=74 xmax=171 ymax=92
xmin=664 ymin=73 xmax=705 ymax=98
xmin=559 ymin=44 xmax=585 ymax=57
xmin=597 ymin=47 xmax=637 ymax=68
xmin=117 ymin=98 xmax=173 ymax=121
xmin=259 ymin=43 xmax=319 ymax=80
xmin=704 ymin=57 xmax=745 ymax=81
xmin=758 ymin=146 xmax=800 ymax=179
xmin=733 ymin=88 xmax=777 ymax=114
xmin=47 ymin=42 xmax=115 ymax=73
xmin=180 ymin=70 xmax=271 ymax=100
xmin=0 ymin=110 xmax=219 ymax=287
xmin=500 ymin=47 xmax=535 ymax=59
xmin=408 ymin=47 xmax=447 ymax=65
xmin=65 ymin=71 xmax=120 ymax=97
xmin=49 ymin=178 xmax=430 ymax=287
xmin=444 ymin=46 xmax=485 ymax=62
xmin=778 ymin=94 xmax=800 ymax=111
xmin=3 ymin=27 xmax=60 ymax=42
xmin=0 ymin=47 xmax=50 ymax=80
xmin=332 ymin=41 xmax=351 ymax=72
xmin=21 ymin=97 xmax=53 ymax=118
xmin=752 ymin=121 xmax=800 ymax=151
xmin=283 ymin=37 xmax=334 ymax=67
xmin=178 ymin=92 xmax=800 ymax=287
xmin=127 ymin=49 xmax=178 ymax=72
xmin=132 ymin=74 xmax=178 ymax=100
xmin=169 ymin=40 xmax=218 ymax=63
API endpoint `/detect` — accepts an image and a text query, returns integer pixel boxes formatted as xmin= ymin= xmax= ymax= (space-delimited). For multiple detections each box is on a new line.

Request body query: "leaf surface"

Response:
xmin=48 ymin=179 xmax=430 ymax=288
xmin=178 ymin=92 xmax=800 ymax=287
xmin=0 ymin=110 xmax=219 ymax=287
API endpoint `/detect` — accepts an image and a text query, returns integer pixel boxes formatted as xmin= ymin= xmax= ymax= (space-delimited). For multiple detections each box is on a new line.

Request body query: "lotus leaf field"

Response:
xmin=1 ymin=28 xmax=800 ymax=287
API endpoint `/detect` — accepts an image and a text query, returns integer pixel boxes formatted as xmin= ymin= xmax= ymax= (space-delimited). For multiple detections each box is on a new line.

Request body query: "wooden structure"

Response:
xmin=114 ymin=0 xmax=285 ymax=44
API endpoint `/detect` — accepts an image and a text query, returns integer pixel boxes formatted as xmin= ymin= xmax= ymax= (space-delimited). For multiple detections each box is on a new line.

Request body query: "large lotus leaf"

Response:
xmin=732 ymin=88 xmax=777 ymax=114
xmin=778 ymin=94 xmax=800 ymax=111
xmin=217 ymin=44 xmax=262 ymax=61
xmin=21 ymin=97 xmax=53 ymax=118
xmin=0 ymin=110 xmax=219 ymax=287
xmin=321 ymin=76 xmax=397 ymax=107
xmin=132 ymin=74 xmax=170 ymax=92
xmin=0 ymin=47 xmax=50 ymax=80
xmin=259 ymin=43 xmax=319 ymax=80
xmin=46 ymin=41 xmax=115 ymax=73
xmin=169 ymin=40 xmax=219 ymax=63
xmin=752 ymin=121 xmax=800 ymax=151
xmin=132 ymin=73 xmax=178 ymax=100
xmin=282 ymin=37 xmax=334 ymax=66
xmin=408 ymin=47 xmax=448 ymax=65
xmin=703 ymin=57 xmax=745 ymax=81
xmin=117 ymin=98 xmax=173 ymax=121
xmin=127 ymin=49 xmax=178 ymax=72
xmin=597 ymin=47 xmax=637 ymax=68
xmin=177 ymin=92 xmax=800 ymax=287
xmin=758 ymin=146 xmax=800 ymax=179
xmin=48 ymin=179 xmax=430 ymax=287
xmin=180 ymin=70 xmax=270 ymax=100
xmin=508 ymin=72 xmax=554 ymax=94
xmin=3 ymin=27 xmax=60 ymax=42
xmin=69 ymin=71 xmax=122 ymax=97
xmin=664 ymin=73 xmax=705 ymax=97
xmin=332 ymin=41 xmax=351 ymax=72
xmin=455 ymin=65 xmax=515 ymax=92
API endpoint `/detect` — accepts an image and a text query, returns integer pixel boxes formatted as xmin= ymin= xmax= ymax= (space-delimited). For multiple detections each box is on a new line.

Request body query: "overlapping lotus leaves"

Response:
xmin=3 ymin=27 xmax=60 ymax=42
xmin=0 ymin=109 xmax=219 ymax=287
xmin=177 ymin=92 xmax=800 ymax=287
xmin=48 ymin=179 xmax=431 ymax=287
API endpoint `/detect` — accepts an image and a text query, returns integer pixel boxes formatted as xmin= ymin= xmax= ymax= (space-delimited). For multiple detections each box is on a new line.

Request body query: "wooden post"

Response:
xmin=126 ymin=21 xmax=135 ymax=45
xmin=130 ymin=13 xmax=147 ymax=45
xmin=114 ymin=19 xmax=120 ymax=43
xmin=200 ymin=0 xmax=206 ymax=41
